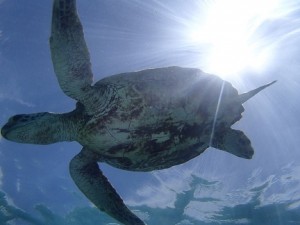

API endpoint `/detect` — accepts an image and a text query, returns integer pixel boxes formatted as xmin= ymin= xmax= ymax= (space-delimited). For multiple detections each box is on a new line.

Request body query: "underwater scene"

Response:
xmin=0 ymin=0 xmax=300 ymax=224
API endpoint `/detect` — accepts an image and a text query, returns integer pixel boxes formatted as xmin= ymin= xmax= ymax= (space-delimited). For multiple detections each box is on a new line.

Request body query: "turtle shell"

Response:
xmin=78 ymin=66 xmax=243 ymax=171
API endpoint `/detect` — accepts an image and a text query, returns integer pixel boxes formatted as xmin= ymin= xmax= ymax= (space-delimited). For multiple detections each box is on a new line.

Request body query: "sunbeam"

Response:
xmin=209 ymin=81 xmax=225 ymax=146
xmin=185 ymin=0 xmax=281 ymax=78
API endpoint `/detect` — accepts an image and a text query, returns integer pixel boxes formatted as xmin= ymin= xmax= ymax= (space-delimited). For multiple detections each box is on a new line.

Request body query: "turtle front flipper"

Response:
xmin=50 ymin=0 xmax=93 ymax=103
xmin=211 ymin=128 xmax=254 ymax=159
xmin=69 ymin=148 xmax=146 ymax=225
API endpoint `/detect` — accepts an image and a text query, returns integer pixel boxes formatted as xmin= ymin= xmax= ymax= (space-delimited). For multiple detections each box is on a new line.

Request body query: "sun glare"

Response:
xmin=187 ymin=0 xmax=280 ymax=78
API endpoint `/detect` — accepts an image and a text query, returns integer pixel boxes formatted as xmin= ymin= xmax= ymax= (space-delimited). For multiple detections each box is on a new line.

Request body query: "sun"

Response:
xmin=186 ymin=0 xmax=280 ymax=79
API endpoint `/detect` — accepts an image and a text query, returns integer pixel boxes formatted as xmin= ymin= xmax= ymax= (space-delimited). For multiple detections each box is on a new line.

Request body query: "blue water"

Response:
xmin=1 ymin=0 xmax=300 ymax=224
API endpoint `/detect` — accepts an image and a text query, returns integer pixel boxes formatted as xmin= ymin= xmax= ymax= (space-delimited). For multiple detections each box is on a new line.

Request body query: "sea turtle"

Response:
xmin=0 ymin=0 xmax=276 ymax=225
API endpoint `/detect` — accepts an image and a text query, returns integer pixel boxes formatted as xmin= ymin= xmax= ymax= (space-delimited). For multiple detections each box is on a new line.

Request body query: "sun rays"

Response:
xmin=184 ymin=0 xmax=281 ymax=78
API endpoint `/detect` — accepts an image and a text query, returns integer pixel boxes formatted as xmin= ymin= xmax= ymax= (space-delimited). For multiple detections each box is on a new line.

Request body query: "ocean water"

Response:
xmin=0 ymin=0 xmax=300 ymax=225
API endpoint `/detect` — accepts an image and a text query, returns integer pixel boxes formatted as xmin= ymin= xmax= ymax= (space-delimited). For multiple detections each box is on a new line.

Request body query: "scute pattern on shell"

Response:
xmin=75 ymin=67 xmax=243 ymax=171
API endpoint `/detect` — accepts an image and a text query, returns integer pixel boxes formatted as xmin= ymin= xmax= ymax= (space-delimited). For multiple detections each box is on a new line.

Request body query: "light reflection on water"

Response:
xmin=1 ymin=163 xmax=299 ymax=224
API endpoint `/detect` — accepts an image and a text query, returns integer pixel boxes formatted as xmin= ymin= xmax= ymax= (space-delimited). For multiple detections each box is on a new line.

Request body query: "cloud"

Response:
xmin=127 ymin=167 xmax=194 ymax=208
xmin=0 ymin=71 xmax=35 ymax=108
xmin=127 ymin=162 xmax=300 ymax=224
xmin=0 ymin=92 xmax=35 ymax=108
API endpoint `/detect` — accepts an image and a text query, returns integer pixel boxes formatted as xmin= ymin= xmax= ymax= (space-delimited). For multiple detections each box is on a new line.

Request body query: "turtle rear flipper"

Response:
xmin=50 ymin=0 xmax=94 ymax=105
xmin=211 ymin=129 xmax=254 ymax=159
xmin=69 ymin=148 xmax=146 ymax=225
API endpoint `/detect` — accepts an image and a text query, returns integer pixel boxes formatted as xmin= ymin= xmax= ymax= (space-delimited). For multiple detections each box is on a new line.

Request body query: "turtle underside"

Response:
xmin=76 ymin=67 xmax=244 ymax=171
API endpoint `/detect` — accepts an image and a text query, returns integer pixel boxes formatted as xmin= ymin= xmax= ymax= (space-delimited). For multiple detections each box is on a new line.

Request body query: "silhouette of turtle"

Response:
xmin=1 ymin=0 xmax=276 ymax=224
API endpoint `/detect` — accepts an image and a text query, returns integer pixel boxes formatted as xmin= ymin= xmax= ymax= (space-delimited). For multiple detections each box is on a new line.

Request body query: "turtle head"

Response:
xmin=1 ymin=112 xmax=75 ymax=145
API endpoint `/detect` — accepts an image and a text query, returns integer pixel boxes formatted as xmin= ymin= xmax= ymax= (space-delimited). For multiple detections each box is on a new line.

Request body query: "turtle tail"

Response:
xmin=237 ymin=80 xmax=277 ymax=104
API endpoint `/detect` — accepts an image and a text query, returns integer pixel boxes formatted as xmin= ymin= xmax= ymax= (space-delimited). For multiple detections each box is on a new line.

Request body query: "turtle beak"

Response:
xmin=1 ymin=115 xmax=27 ymax=140
xmin=1 ymin=123 xmax=11 ymax=139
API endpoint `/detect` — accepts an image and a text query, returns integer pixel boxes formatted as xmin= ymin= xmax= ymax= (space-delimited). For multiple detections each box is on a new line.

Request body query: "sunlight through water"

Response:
xmin=0 ymin=0 xmax=300 ymax=225
xmin=186 ymin=0 xmax=282 ymax=78
xmin=209 ymin=81 xmax=225 ymax=146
